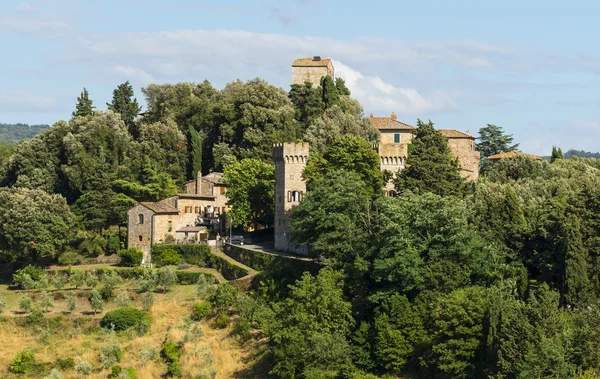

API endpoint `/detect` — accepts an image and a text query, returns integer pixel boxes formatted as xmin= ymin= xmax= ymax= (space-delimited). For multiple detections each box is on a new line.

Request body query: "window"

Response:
xmin=138 ymin=214 xmax=144 ymax=224
xmin=194 ymin=206 xmax=199 ymax=213
xmin=168 ymin=221 xmax=172 ymax=232
xmin=394 ymin=134 xmax=400 ymax=143
xmin=138 ymin=235 xmax=143 ymax=242
xmin=290 ymin=191 xmax=301 ymax=202
xmin=220 ymin=186 xmax=226 ymax=195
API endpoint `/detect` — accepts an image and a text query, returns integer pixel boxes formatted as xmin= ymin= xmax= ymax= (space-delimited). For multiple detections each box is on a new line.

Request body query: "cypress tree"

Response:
xmin=503 ymin=184 xmax=527 ymax=252
xmin=335 ymin=77 xmax=351 ymax=95
xmin=107 ymin=81 xmax=142 ymax=136
xmin=288 ymin=82 xmax=324 ymax=131
xmin=564 ymin=215 xmax=591 ymax=306
xmin=72 ymin=88 xmax=95 ymax=119
xmin=395 ymin=119 xmax=465 ymax=197
xmin=550 ymin=146 xmax=564 ymax=163
xmin=321 ymin=75 xmax=340 ymax=108
xmin=189 ymin=126 xmax=203 ymax=178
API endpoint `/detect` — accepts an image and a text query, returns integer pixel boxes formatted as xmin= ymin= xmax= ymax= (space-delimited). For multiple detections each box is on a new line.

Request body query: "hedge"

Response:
xmin=51 ymin=267 xmax=216 ymax=285
xmin=100 ymin=307 xmax=151 ymax=334
xmin=152 ymin=244 xmax=248 ymax=280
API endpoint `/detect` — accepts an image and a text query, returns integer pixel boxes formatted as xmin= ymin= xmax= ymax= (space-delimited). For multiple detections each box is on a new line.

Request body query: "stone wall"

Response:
xmin=379 ymin=130 xmax=414 ymax=145
xmin=127 ymin=204 xmax=154 ymax=260
xmin=291 ymin=63 xmax=334 ymax=87
xmin=447 ymin=138 xmax=480 ymax=181
xmin=272 ymin=142 xmax=309 ymax=255
xmin=152 ymin=213 xmax=178 ymax=244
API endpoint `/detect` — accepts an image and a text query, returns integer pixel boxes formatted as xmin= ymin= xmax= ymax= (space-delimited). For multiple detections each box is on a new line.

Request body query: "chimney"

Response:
xmin=313 ymin=56 xmax=321 ymax=61
xmin=390 ymin=112 xmax=397 ymax=120
xmin=369 ymin=113 xmax=374 ymax=118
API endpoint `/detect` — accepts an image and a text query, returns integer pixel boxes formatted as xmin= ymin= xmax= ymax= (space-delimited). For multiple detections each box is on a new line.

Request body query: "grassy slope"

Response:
xmin=0 ymin=283 xmax=253 ymax=378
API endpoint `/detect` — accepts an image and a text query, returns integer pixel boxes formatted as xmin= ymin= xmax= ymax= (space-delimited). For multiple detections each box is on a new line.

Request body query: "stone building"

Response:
xmin=439 ymin=129 xmax=480 ymax=181
xmin=127 ymin=172 xmax=228 ymax=263
xmin=272 ymin=142 xmax=309 ymax=255
xmin=292 ymin=57 xmax=334 ymax=87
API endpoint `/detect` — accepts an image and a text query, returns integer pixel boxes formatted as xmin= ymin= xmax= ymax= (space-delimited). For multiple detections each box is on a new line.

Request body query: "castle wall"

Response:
xmin=292 ymin=64 xmax=334 ymax=87
xmin=127 ymin=204 xmax=154 ymax=262
xmin=379 ymin=130 xmax=414 ymax=145
xmin=273 ymin=143 xmax=309 ymax=255
xmin=447 ymin=138 xmax=480 ymax=181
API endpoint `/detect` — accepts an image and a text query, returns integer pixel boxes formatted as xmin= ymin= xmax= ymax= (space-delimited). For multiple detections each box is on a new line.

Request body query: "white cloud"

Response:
xmin=333 ymin=60 xmax=456 ymax=115
xmin=112 ymin=65 xmax=155 ymax=86
xmin=0 ymin=91 xmax=58 ymax=112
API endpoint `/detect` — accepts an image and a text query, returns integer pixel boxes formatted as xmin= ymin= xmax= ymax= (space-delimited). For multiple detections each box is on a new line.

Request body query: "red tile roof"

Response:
xmin=439 ymin=129 xmax=474 ymax=139
xmin=488 ymin=151 xmax=543 ymax=160
xmin=369 ymin=113 xmax=415 ymax=130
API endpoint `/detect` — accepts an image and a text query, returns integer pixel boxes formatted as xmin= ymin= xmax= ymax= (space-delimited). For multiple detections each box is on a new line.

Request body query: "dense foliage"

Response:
xmin=100 ymin=307 xmax=152 ymax=333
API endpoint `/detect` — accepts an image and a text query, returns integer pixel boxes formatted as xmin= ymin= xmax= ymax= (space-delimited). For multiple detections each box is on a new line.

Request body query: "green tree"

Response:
xmin=476 ymin=124 xmax=519 ymax=173
xmin=107 ymin=81 xmax=142 ymax=135
xmin=72 ymin=88 xmax=95 ymax=119
xmin=157 ymin=266 xmax=177 ymax=293
xmin=395 ymin=119 xmax=465 ymax=197
xmin=304 ymin=134 xmax=383 ymax=198
xmin=79 ymin=233 xmax=106 ymax=257
xmin=89 ymin=289 xmax=104 ymax=315
xmin=551 ymin=146 xmax=564 ymax=163
xmin=189 ymin=126 xmax=204 ymax=178
xmin=320 ymin=75 xmax=340 ymax=108
xmin=268 ymin=270 xmax=354 ymax=378
xmin=223 ymin=158 xmax=274 ymax=229
xmin=67 ymin=292 xmax=77 ymax=313
xmin=38 ymin=291 xmax=54 ymax=312
xmin=431 ymin=286 xmax=488 ymax=378
xmin=0 ymin=188 xmax=75 ymax=260
xmin=335 ymin=77 xmax=351 ymax=95
xmin=288 ymin=81 xmax=324 ymax=132
xmin=291 ymin=170 xmax=370 ymax=263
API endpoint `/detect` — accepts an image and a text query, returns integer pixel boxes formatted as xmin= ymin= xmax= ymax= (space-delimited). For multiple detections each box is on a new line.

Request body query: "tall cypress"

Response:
xmin=395 ymin=119 xmax=465 ymax=197
xmin=320 ymin=75 xmax=340 ymax=108
xmin=550 ymin=146 xmax=564 ymax=163
xmin=107 ymin=81 xmax=142 ymax=136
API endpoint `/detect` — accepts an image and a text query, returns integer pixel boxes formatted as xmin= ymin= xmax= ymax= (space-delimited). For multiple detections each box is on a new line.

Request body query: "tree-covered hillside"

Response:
xmin=0 ymin=123 xmax=49 ymax=144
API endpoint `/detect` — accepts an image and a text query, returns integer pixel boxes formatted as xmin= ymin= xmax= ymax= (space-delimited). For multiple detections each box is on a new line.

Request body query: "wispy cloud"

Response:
xmin=0 ymin=91 xmax=59 ymax=113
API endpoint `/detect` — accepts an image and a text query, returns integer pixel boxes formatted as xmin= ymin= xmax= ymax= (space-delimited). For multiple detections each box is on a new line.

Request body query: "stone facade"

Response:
xmin=292 ymin=57 xmax=334 ymax=87
xmin=127 ymin=172 xmax=229 ymax=262
xmin=439 ymin=130 xmax=480 ymax=181
xmin=272 ymin=142 xmax=309 ymax=255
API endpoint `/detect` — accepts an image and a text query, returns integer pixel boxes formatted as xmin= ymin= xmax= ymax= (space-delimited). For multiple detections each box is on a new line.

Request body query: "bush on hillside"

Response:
xmin=157 ymin=249 xmax=181 ymax=266
xmin=10 ymin=350 xmax=36 ymax=374
xmin=118 ymin=248 xmax=144 ymax=267
xmin=191 ymin=302 xmax=211 ymax=321
xmin=13 ymin=265 xmax=46 ymax=288
xmin=100 ymin=307 xmax=152 ymax=334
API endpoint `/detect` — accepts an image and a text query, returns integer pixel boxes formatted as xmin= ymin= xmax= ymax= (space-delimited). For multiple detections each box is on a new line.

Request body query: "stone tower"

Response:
xmin=292 ymin=56 xmax=334 ymax=87
xmin=272 ymin=142 xmax=310 ymax=255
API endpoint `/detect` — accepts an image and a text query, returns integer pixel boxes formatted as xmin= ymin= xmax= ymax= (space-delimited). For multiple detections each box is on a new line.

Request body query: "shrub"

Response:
xmin=158 ymin=249 xmax=181 ymax=266
xmin=215 ymin=311 xmax=229 ymax=329
xmin=196 ymin=274 xmax=216 ymax=298
xmin=51 ymin=273 xmax=68 ymax=290
xmin=26 ymin=308 xmax=45 ymax=325
xmin=191 ymin=302 xmax=211 ymax=321
xmin=167 ymin=361 xmax=182 ymax=377
xmin=75 ymin=357 xmax=92 ymax=377
xmin=161 ymin=340 xmax=182 ymax=376
xmin=54 ymin=357 xmax=75 ymax=371
xmin=71 ymin=270 xmax=86 ymax=289
xmin=118 ymin=248 xmax=144 ymax=267
xmin=67 ymin=293 xmax=77 ymax=313
xmin=115 ymin=290 xmax=131 ymax=308
xmin=13 ymin=265 xmax=46 ymax=288
xmin=140 ymin=292 xmax=154 ymax=312
xmin=0 ymin=295 xmax=7 ymax=313
xmin=44 ymin=368 xmax=64 ymax=379
xmin=58 ymin=250 xmax=81 ymax=265
xmin=10 ymin=350 xmax=36 ymax=374
xmin=177 ymin=263 xmax=190 ymax=270
xmin=19 ymin=295 xmax=34 ymax=313
xmin=38 ymin=291 xmax=55 ymax=312
xmin=100 ymin=307 xmax=152 ymax=334
xmin=139 ymin=347 xmax=158 ymax=367
xmin=85 ymin=272 xmax=99 ymax=288
xmin=123 ymin=367 xmax=137 ymax=379
xmin=106 ymin=234 xmax=121 ymax=255
xmin=89 ymin=289 xmax=104 ymax=314
xmin=157 ymin=266 xmax=178 ymax=292
xmin=100 ymin=334 xmax=123 ymax=368
xmin=110 ymin=365 xmax=122 ymax=377
xmin=233 ymin=318 xmax=250 ymax=337
xmin=209 ymin=283 xmax=238 ymax=310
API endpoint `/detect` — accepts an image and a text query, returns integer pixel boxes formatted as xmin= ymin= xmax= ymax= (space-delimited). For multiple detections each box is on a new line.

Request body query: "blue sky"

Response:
xmin=1 ymin=0 xmax=600 ymax=155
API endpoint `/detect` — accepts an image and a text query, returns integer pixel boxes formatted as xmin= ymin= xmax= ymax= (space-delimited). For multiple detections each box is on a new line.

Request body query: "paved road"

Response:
xmin=238 ymin=242 xmax=312 ymax=261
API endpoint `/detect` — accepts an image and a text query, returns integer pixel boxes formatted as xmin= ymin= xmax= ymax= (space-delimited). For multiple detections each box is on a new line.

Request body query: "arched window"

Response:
xmin=138 ymin=214 xmax=144 ymax=224
xmin=138 ymin=235 xmax=143 ymax=242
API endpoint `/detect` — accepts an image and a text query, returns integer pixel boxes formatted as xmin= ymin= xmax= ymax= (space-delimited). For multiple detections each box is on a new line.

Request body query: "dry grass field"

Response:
xmin=0 ymin=282 xmax=260 ymax=378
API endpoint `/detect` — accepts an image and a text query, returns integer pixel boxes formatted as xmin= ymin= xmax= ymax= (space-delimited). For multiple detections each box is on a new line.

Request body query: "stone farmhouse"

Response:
xmin=275 ymin=57 xmax=481 ymax=253
xmin=127 ymin=172 xmax=228 ymax=263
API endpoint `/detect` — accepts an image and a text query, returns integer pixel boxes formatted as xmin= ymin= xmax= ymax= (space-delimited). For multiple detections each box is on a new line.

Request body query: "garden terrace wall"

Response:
xmin=152 ymin=244 xmax=248 ymax=280
xmin=223 ymin=244 xmax=320 ymax=273
xmin=50 ymin=267 xmax=216 ymax=285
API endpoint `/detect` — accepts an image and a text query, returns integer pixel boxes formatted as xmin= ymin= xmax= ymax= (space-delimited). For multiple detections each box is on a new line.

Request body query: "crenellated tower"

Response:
xmin=272 ymin=142 xmax=310 ymax=255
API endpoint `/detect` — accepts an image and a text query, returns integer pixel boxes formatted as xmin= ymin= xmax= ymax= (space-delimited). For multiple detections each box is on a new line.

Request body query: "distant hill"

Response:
xmin=0 ymin=123 xmax=49 ymax=144
xmin=541 ymin=149 xmax=600 ymax=161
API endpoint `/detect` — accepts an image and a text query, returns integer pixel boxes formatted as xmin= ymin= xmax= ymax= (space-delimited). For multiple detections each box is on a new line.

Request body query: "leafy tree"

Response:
xmin=72 ymin=88 xmax=95 ymax=119
xmin=0 ymin=188 xmax=75 ymax=260
xmin=113 ymin=158 xmax=178 ymax=203
xmin=157 ymin=266 xmax=177 ymax=293
xmin=288 ymin=81 xmax=324 ymax=131
xmin=107 ymin=81 xmax=142 ymax=135
xmin=19 ymin=295 xmax=34 ymax=313
xmin=304 ymin=105 xmax=379 ymax=155
xmin=118 ymin=248 xmax=143 ymax=267
xmin=67 ymin=292 xmax=77 ymax=313
xmin=71 ymin=270 xmax=86 ymax=289
xmin=140 ymin=291 xmax=154 ymax=311
xmin=431 ymin=286 xmax=488 ymax=378
xmin=476 ymin=124 xmax=519 ymax=173
xmin=79 ymin=233 xmax=106 ymax=257
xmin=551 ymin=146 xmax=564 ymax=163
xmin=292 ymin=170 xmax=370 ymax=263
xmin=395 ymin=119 xmax=465 ymax=197
xmin=268 ymin=270 xmax=354 ymax=378
xmin=304 ymin=134 xmax=383 ymax=198
xmin=224 ymin=158 xmax=274 ymax=228
xmin=74 ymin=357 xmax=92 ymax=378
xmin=89 ymin=289 xmax=104 ymax=315
xmin=51 ymin=273 xmax=67 ymax=290
xmin=38 ymin=291 xmax=54 ymax=312
xmin=321 ymin=75 xmax=340 ymax=108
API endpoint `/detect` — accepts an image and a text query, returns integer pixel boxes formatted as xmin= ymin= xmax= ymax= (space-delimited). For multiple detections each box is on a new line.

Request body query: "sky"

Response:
xmin=1 ymin=0 xmax=599 ymax=155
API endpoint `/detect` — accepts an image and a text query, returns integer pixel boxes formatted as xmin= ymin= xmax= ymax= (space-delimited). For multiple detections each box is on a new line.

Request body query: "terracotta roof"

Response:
xmin=488 ymin=151 xmax=543 ymax=160
xmin=369 ymin=113 xmax=415 ymax=130
xmin=439 ymin=129 xmax=474 ymax=139
xmin=177 ymin=226 xmax=207 ymax=233
xmin=292 ymin=57 xmax=332 ymax=67
xmin=140 ymin=202 xmax=179 ymax=214
xmin=177 ymin=193 xmax=216 ymax=200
